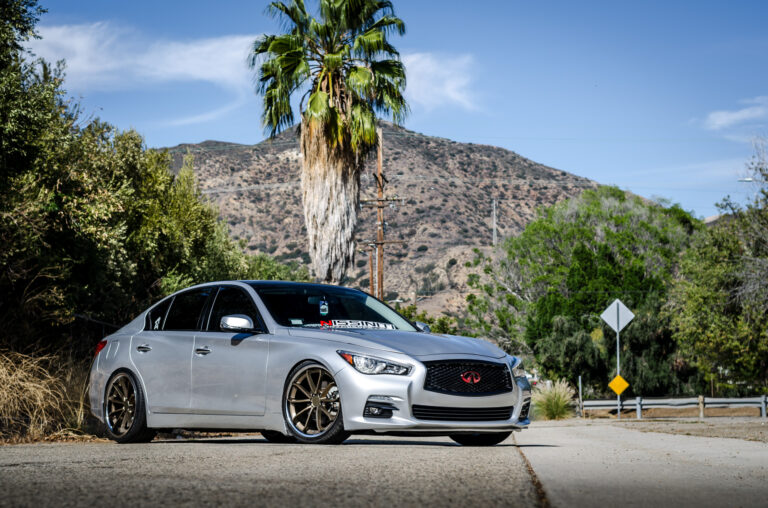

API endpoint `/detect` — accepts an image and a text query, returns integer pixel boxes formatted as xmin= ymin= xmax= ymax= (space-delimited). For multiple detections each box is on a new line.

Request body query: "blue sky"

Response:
xmin=30 ymin=0 xmax=768 ymax=218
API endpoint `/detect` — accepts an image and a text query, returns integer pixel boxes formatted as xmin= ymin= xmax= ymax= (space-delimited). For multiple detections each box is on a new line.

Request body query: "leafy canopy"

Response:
xmin=250 ymin=0 xmax=408 ymax=152
xmin=0 ymin=1 xmax=307 ymax=353
xmin=466 ymin=187 xmax=702 ymax=396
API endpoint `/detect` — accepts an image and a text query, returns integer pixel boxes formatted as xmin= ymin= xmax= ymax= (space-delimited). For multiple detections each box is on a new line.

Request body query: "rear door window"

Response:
xmin=145 ymin=298 xmax=172 ymax=331
xmin=164 ymin=287 xmax=214 ymax=331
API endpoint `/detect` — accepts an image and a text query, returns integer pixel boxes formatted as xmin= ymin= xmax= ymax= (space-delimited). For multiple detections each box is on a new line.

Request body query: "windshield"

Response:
xmin=250 ymin=283 xmax=416 ymax=332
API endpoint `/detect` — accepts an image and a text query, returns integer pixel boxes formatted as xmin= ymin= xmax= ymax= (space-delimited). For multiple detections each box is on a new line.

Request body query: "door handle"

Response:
xmin=195 ymin=346 xmax=212 ymax=356
xmin=136 ymin=344 xmax=152 ymax=353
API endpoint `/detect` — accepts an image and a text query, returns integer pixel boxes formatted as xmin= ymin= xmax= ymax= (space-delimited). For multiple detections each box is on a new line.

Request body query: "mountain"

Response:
xmin=167 ymin=123 xmax=596 ymax=315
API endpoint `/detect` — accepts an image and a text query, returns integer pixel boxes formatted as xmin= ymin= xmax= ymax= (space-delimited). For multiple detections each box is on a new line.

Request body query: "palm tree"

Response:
xmin=249 ymin=0 xmax=407 ymax=283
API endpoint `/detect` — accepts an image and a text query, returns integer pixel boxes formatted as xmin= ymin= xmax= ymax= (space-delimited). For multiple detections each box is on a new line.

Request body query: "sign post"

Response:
xmin=601 ymin=299 xmax=634 ymax=419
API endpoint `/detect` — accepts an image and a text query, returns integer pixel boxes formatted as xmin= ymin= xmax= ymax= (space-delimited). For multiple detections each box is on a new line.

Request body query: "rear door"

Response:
xmin=190 ymin=285 xmax=269 ymax=416
xmin=131 ymin=287 xmax=214 ymax=413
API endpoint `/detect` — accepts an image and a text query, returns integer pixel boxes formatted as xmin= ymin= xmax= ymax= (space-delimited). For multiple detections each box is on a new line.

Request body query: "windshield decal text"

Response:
xmin=320 ymin=320 xmax=395 ymax=330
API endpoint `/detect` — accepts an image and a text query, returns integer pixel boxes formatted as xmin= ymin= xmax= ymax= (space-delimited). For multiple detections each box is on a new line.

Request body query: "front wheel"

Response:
xmin=450 ymin=432 xmax=511 ymax=446
xmin=283 ymin=361 xmax=350 ymax=444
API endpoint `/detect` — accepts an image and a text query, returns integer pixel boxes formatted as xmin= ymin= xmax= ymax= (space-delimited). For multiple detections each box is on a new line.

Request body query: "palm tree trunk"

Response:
xmin=300 ymin=122 xmax=361 ymax=283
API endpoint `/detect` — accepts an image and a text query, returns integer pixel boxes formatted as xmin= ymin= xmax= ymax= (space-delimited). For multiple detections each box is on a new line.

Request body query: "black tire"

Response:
xmin=260 ymin=430 xmax=297 ymax=443
xmin=104 ymin=369 xmax=156 ymax=443
xmin=282 ymin=361 xmax=350 ymax=445
xmin=449 ymin=432 xmax=512 ymax=446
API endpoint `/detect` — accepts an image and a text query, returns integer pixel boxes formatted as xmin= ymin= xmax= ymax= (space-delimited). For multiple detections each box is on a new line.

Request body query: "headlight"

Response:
xmin=510 ymin=357 xmax=526 ymax=379
xmin=338 ymin=351 xmax=411 ymax=375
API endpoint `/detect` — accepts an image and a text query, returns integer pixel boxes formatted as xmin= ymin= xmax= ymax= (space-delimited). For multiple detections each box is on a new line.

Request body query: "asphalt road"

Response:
xmin=2 ymin=421 xmax=767 ymax=508
xmin=0 ymin=434 xmax=540 ymax=508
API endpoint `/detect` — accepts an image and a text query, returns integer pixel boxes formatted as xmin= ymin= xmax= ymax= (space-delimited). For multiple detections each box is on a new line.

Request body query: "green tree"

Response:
xmin=0 ymin=1 xmax=307 ymax=352
xmin=467 ymin=186 xmax=702 ymax=396
xmin=250 ymin=0 xmax=408 ymax=283
xmin=667 ymin=139 xmax=768 ymax=394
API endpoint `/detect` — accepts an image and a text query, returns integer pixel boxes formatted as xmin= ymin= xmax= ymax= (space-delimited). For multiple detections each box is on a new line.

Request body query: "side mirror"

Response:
xmin=414 ymin=321 xmax=431 ymax=333
xmin=220 ymin=314 xmax=255 ymax=332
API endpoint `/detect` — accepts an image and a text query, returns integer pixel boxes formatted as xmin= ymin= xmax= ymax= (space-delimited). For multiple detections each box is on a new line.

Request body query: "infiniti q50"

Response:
xmin=89 ymin=281 xmax=531 ymax=445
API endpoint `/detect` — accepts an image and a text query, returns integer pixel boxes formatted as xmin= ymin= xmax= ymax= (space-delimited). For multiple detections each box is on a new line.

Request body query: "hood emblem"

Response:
xmin=461 ymin=371 xmax=481 ymax=384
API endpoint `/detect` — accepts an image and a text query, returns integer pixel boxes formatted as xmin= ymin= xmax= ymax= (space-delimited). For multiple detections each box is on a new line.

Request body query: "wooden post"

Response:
xmin=376 ymin=127 xmax=384 ymax=300
xmin=368 ymin=246 xmax=374 ymax=296
xmin=698 ymin=395 xmax=705 ymax=418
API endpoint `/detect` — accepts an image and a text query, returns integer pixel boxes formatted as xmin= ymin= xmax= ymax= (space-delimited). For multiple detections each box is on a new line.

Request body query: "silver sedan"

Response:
xmin=89 ymin=281 xmax=531 ymax=445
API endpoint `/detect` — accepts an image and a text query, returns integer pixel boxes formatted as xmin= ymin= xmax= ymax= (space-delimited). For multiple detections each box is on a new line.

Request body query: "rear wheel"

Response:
xmin=449 ymin=432 xmax=511 ymax=446
xmin=283 ymin=361 xmax=349 ymax=444
xmin=104 ymin=370 xmax=156 ymax=443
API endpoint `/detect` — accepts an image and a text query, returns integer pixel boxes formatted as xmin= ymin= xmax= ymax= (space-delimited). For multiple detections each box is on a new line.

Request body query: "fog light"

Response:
xmin=363 ymin=402 xmax=396 ymax=419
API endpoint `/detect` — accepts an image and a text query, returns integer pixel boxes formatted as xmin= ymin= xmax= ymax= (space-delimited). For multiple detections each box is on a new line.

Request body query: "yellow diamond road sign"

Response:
xmin=609 ymin=375 xmax=629 ymax=396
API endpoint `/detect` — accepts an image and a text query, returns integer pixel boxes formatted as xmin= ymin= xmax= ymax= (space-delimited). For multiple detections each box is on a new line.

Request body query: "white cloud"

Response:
xmin=704 ymin=96 xmax=768 ymax=130
xmin=403 ymin=52 xmax=477 ymax=111
xmin=28 ymin=23 xmax=258 ymax=125
xmin=27 ymin=24 xmax=479 ymax=125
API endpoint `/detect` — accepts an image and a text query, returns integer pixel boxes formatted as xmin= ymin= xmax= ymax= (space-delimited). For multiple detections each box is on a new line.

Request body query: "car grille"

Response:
xmin=411 ymin=405 xmax=514 ymax=421
xmin=423 ymin=360 xmax=513 ymax=395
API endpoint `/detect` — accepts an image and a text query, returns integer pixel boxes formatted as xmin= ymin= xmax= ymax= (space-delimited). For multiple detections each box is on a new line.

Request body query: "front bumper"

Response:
xmin=337 ymin=358 xmax=531 ymax=433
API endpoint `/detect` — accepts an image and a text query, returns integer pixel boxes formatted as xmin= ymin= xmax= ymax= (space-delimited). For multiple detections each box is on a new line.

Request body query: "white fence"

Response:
xmin=582 ymin=395 xmax=767 ymax=419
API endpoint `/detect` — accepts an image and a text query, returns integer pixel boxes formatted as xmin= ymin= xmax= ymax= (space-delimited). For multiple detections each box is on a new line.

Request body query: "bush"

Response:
xmin=0 ymin=350 xmax=91 ymax=442
xmin=531 ymin=379 xmax=575 ymax=420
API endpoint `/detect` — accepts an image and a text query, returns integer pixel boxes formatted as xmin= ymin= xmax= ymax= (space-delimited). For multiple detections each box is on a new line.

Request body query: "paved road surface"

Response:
xmin=516 ymin=420 xmax=768 ymax=508
xmin=0 ymin=435 xmax=539 ymax=507
xmin=2 ymin=421 xmax=767 ymax=508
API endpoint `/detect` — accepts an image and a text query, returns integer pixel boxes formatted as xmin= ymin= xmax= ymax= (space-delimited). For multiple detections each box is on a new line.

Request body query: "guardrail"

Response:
xmin=582 ymin=395 xmax=768 ymax=419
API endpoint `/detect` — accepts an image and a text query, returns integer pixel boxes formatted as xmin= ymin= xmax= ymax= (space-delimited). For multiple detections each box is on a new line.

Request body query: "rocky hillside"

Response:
xmin=167 ymin=123 xmax=596 ymax=315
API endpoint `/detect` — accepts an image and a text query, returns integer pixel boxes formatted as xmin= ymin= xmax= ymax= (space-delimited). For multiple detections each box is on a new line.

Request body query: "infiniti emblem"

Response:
xmin=461 ymin=371 xmax=481 ymax=384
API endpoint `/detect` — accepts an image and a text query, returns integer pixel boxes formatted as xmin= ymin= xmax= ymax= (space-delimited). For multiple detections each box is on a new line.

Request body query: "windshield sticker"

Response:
xmin=319 ymin=299 xmax=329 ymax=316
xmin=320 ymin=320 xmax=395 ymax=330
xmin=290 ymin=318 xmax=304 ymax=325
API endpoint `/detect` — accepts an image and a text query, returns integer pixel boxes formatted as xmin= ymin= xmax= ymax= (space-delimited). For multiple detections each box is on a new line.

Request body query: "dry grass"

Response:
xmin=0 ymin=350 xmax=93 ymax=443
xmin=532 ymin=379 xmax=576 ymax=420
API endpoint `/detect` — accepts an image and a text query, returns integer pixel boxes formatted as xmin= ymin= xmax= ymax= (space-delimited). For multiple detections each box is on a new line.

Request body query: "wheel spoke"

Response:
xmin=315 ymin=407 xmax=325 ymax=431
xmin=292 ymin=405 xmax=311 ymax=425
xmin=303 ymin=406 xmax=313 ymax=431
xmin=306 ymin=370 xmax=318 ymax=393
xmin=288 ymin=398 xmax=310 ymax=403
xmin=293 ymin=383 xmax=312 ymax=399
xmin=320 ymin=406 xmax=334 ymax=421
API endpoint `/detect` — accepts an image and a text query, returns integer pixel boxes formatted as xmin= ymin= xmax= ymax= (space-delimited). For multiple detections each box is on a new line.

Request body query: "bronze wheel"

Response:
xmin=106 ymin=373 xmax=136 ymax=437
xmin=103 ymin=370 xmax=156 ymax=443
xmin=283 ymin=362 xmax=349 ymax=444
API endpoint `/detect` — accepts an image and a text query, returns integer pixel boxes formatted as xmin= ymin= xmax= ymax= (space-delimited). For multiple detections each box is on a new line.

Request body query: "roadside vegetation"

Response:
xmin=466 ymin=148 xmax=768 ymax=398
xmin=0 ymin=1 xmax=307 ymax=442
xmin=531 ymin=380 xmax=575 ymax=420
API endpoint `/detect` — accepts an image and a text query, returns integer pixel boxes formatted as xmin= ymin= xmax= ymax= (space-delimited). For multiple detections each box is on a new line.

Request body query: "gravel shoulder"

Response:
xmin=0 ymin=434 xmax=540 ymax=508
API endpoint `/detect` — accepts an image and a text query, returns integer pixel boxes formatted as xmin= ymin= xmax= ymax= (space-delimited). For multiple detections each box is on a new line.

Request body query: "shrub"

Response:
xmin=0 ymin=351 xmax=91 ymax=442
xmin=531 ymin=379 xmax=575 ymax=420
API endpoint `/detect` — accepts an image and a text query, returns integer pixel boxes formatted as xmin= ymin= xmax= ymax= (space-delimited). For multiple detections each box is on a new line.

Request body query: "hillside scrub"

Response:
xmin=466 ymin=186 xmax=704 ymax=397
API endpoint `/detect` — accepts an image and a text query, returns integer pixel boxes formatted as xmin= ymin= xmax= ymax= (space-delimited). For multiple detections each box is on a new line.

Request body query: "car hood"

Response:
xmin=286 ymin=328 xmax=507 ymax=359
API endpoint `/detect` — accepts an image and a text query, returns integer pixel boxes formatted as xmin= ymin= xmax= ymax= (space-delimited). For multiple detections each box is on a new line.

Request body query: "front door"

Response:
xmin=190 ymin=286 xmax=269 ymax=416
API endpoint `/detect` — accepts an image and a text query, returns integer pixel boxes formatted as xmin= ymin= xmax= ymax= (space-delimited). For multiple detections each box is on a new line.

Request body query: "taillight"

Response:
xmin=94 ymin=339 xmax=108 ymax=357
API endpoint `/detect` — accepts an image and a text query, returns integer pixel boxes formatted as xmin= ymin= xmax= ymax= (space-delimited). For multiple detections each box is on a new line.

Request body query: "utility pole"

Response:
xmin=376 ymin=127 xmax=385 ymax=300
xmin=360 ymin=127 xmax=405 ymax=301
xmin=492 ymin=199 xmax=497 ymax=246
xmin=368 ymin=245 xmax=375 ymax=296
